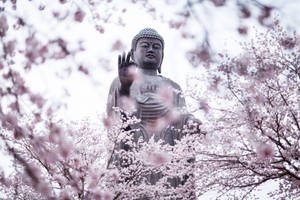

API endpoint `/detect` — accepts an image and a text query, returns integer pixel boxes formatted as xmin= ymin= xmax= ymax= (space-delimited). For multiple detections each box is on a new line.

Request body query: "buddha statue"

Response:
xmin=106 ymin=28 xmax=201 ymax=198
xmin=107 ymin=28 xmax=201 ymax=144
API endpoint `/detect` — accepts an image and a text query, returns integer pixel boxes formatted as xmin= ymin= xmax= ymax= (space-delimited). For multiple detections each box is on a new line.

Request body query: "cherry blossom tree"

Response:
xmin=190 ymin=22 xmax=300 ymax=199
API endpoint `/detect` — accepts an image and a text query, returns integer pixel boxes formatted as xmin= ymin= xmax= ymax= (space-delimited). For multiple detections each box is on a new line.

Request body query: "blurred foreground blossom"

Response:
xmin=157 ymin=85 xmax=174 ymax=108
xmin=145 ymin=118 xmax=169 ymax=133
xmin=1 ymin=113 xmax=18 ymax=130
xmin=120 ymin=96 xmax=137 ymax=114
xmin=74 ymin=9 xmax=85 ymax=22
xmin=256 ymin=143 xmax=274 ymax=160
xmin=0 ymin=15 xmax=9 ymax=37
xmin=143 ymin=150 xmax=171 ymax=167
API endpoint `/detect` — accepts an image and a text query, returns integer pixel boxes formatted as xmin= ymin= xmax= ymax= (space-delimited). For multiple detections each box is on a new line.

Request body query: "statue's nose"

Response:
xmin=147 ymin=46 xmax=154 ymax=53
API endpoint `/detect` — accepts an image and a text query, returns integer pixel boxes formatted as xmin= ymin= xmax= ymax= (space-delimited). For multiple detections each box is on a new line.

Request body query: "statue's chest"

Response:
xmin=139 ymin=81 xmax=159 ymax=93
xmin=130 ymin=77 xmax=169 ymax=118
xmin=131 ymin=76 xmax=164 ymax=95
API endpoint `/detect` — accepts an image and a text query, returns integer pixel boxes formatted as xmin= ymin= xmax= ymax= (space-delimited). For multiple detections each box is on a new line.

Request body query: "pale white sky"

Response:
xmin=19 ymin=0 xmax=243 ymax=120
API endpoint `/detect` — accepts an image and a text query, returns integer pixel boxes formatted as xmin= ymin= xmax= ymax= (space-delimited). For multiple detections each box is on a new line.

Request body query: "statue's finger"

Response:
xmin=122 ymin=52 xmax=126 ymax=65
xmin=118 ymin=55 xmax=121 ymax=68
xmin=126 ymin=51 xmax=131 ymax=64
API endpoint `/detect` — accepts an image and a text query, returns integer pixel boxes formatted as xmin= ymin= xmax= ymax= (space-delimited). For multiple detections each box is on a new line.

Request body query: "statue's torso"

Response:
xmin=130 ymin=75 xmax=171 ymax=125
xmin=127 ymin=74 xmax=183 ymax=144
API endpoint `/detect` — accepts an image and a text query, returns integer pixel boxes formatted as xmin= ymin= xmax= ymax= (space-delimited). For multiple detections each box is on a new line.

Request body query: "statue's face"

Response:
xmin=133 ymin=38 xmax=163 ymax=71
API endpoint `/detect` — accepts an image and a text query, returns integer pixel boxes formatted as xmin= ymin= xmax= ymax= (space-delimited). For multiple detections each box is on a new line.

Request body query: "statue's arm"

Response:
xmin=107 ymin=51 xmax=137 ymax=117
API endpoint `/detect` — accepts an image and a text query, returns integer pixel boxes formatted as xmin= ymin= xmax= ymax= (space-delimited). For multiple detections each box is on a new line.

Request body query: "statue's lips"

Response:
xmin=146 ymin=54 xmax=155 ymax=59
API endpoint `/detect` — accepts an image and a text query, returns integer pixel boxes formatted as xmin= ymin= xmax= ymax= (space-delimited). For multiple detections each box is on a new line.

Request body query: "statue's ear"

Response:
xmin=158 ymin=52 xmax=163 ymax=74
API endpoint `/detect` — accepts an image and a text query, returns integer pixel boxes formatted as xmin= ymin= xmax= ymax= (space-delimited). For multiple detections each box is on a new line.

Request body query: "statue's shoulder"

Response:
xmin=111 ymin=77 xmax=120 ymax=84
xmin=158 ymin=75 xmax=182 ymax=91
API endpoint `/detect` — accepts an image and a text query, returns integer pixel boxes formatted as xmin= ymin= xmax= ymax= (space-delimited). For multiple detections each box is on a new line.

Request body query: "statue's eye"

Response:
xmin=153 ymin=44 xmax=161 ymax=49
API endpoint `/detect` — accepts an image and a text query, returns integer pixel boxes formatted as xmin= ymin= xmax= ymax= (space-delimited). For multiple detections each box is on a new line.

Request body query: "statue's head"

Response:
xmin=131 ymin=28 xmax=164 ymax=73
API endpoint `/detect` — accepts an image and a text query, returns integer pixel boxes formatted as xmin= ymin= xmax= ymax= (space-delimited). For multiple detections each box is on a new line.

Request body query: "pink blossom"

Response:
xmin=111 ymin=40 xmax=125 ymax=51
xmin=12 ymin=70 xmax=25 ymax=86
xmin=102 ymin=116 xmax=113 ymax=129
xmin=103 ymin=191 xmax=113 ymax=200
xmin=169 ymin=20 xmax=184 ymax=29
xmin=49 ymin=123 xmax=62 ymax=143
xmin=258 ymin=6 xmax=272 ymax=26
xmin=199 ymin=99 xmax=209 ymax=113
xmin=110 ymin=169 xmax=119 ymax=181
xmin=87 ymin=172 xmax=99 ymax=189
xmin=14 ymin=126 xmax=24 ymax=139
xmin=94 ymin=191 xmax=114 ymax=200
xmin=0 ymin=15 xmax=9 ymax=37
xmin=238 ymin=26 xmax=248 ymax=35
xmin=29 ymin=94 xmax=45 ymax=108
xmin=9 ymin=102 xmax=18 ymax=111
xmin=145 ymin=118 xmax=169 ymax=133
xmin=127 ymin=65 xmax=138 ymax=82
xmin=73 ymin=158 xmax=81 ymax=168
xmin=38 ymin=45 xmax=48 ymax=63
xmin=235 ymin=56 xmax=250 ymax=76
xmin=54 ymin=174 xmax=67 ymax=187
xmin=74 ymin=9 xmax=85 ymax=22
xmin=33 ymin=112 xmax=42 ymax=123
xmin=281 ymin=37 xmax=296 ymax=49
xmin=38 ymin=4 xmax=45 ymax=10
xmin=44 ymin=151 xmax=58 ymax=163
xmin=209 ymin=76 xmax=221 ymax=91
xmin=165 ymin=109 xmax=180 ymax=124
xmin=78 ymin=65 xmax=89 ymax=75
xmin=181 ymin=32 xmax=195 ymax=39
xmin=256 ymin=143 xmax=274 ymax=160
xmin=2 ymin=72 xmax=10 ymax=79
xmin=186 ymin=46 xmax=211 ymax=67
xmin=120 ymin=96 xmax=137 ymax=114
xmin=59 ymin=141 xmax=72 ymax=158
xmin=26 ymin=164 xmax=41 ymax=186
xmin=239 ymin=5 xmax=251 ymax=18
xmin=157 ymin=85 xmax=173 ymax=108
xmin=254 ymin=95 xmax=266 ymax=104
xmin=7 ymin=40 xmax=16 ymax=56
xmin=59 ymin=188 xmax=72 ymax=199
xmin=0 ymin=170 xmax=11 ymax=187
xmin=1 ymin=113 xmax=18 ymax=130
xmin=36 ymin=182 xmax=51 ymax=197
xmin=145 ymin=151 xmax=170 ymax=167
xmin=59 ymin=0 xmax=67 ymax=4
xmin=95 ymin=25 xmax=105 ymax=34
xmin=47 ymin=107 xmax=53 ymax=117
xmin=211 ymin=0 xmax=226 ymax=7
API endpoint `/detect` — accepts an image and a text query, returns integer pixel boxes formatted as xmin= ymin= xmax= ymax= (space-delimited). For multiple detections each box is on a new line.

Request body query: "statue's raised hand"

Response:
xmin=118 ymin=52 xmax=136 ymax=95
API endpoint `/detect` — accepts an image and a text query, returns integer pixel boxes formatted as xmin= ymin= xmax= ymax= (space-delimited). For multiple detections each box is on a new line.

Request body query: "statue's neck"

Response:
xmin=138 ymin=68 xmax=157 ymax=76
